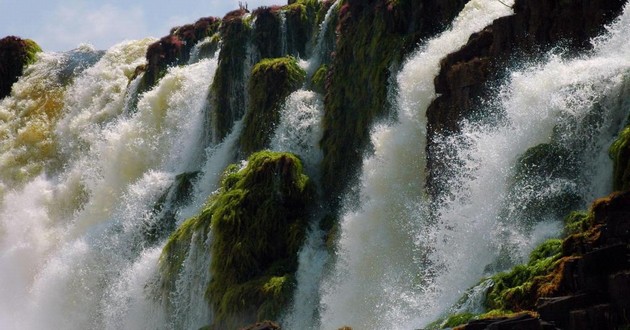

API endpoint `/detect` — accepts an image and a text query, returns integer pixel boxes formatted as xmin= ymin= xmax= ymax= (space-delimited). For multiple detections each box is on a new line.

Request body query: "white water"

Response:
xmin=319 ymin=1 xmax=630 ymax=329
xmin=317 ymin=0 xmax=515 ymax=328
xmin=0 ymin=39 xmax=221 ymax=329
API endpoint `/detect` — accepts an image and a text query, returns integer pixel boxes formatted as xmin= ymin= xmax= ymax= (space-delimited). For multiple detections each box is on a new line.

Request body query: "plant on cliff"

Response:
xmin=240 ymin=57 xmax=305 ymax=155
xmin=159 ymin=151 xmax=314 ymax=329
xmin=484 ymin=238 xmax=563 ymax=311
xmin=609 ymin=125 xmax=630 ymax=191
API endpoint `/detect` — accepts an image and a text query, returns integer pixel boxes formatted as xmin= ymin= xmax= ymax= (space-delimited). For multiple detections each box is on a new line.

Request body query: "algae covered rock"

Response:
xmin=609 ymin=125 xmax=630 ymax=191
xmin=159 ymin=151 xmax=314 ymax=329
xmin=209 ymin=151 xmax=314 ymax=328
xmin=240 ymin=57 xmax=306 ymax=155
xmin=211 ymin=9 xmax=253 ymax=141
xmin=0 ymin=36 xmax=42 ymax=99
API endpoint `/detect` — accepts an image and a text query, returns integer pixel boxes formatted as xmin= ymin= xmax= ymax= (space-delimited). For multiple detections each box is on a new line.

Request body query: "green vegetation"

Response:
xmin=22 ymin=39 xmax=42 ymax=66
xmin=159 ymin=151 xmax=314 ymax=329
xmin=252 ymin=7 xmax=283 ymax=59
xmin=610 ymin=125 xmax=630 ymax=191
xmin=208 ymin=151 xmax=314 ymax=327
xmin=311 ymin=64 xmax=328 ymax=93
xmin=211 ymin=9 xmax=253 ymax=141
xmin=283 ymin=0 xmax=324 ymax=57
xmin=485 ymin=238 xmax=562 ymax=311
xmin=240 ymin=57 xmax=306 ymax=155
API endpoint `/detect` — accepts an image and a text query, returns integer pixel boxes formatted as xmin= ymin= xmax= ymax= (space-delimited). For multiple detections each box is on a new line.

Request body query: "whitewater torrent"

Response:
xmin=318 ymin=1 xmax=630 ymax=329
xmin=0 ymin=37 xmax=222 ymax=329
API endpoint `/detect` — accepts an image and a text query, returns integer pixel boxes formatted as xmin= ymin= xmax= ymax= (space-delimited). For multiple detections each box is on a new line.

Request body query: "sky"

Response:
xmin=0 ymin=0 xmax=284 ymax=52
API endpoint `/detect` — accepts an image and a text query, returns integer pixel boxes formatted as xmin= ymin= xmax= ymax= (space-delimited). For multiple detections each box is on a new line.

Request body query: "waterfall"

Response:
xmin=1 ymin=1 xmax=629 ymax=329
xmin=0 ymin=38 xmax=220 ymax=329
xmin=317 ymin=0 xmax=515 ymax=328
xmin=302 ymin=0 xmax=339 ymax=77
xmin=318 ymin=1 xmax=630 ymax=329
xmin=279 ymin=10 xmax=288 ymax=56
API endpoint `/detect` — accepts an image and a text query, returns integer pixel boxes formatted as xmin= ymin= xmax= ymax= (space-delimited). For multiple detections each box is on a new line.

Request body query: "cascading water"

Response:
xmin=0 ymin=37 xmax=221 ymax=329
xmin=318 ymin=1 xmax=630 ymax=329
xmin=316 ymin=0 xmax=515 ymax=328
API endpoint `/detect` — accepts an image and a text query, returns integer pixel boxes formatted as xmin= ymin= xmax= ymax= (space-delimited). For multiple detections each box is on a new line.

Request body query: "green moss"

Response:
xmin=23 ymin=39 xmax=42 ymax=65
xmin=563 ymin=210 xmax=591 ymax=235
xmin=282 ymin=0 xmax=323 ymax=57
xmin=210 ymin=151 xmax=313 ymax=327
xmin=485 ymin=238 xmax=562 ymax=311
xmin=211 ymin=11 xmax=253 ymax=141
xmin=610 ymin=125 xmax=630 ymax=191
xmin=311 ymin=64 xmax=328 ymax=93
xmin=444 ymin=312 xmax=475 ymax=328
xmin=143 ymin=172 xmax=200 ymax=246
xmin=252 ymin=7 xmax=283 ymax=59
xmin=158 ymin=151 xmax=313 ymax=328
xmin=240 ymin=57 xmax=305 ymax=155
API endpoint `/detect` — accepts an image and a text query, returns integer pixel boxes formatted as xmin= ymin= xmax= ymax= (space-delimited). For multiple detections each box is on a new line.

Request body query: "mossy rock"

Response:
xmin=143 ymin=172 xmax=200 ymax=246
xmin=252 ymin=7 xmax=284 ymax=59
xmin=311 ymin=64 xmax=328 ymax=93
xmin=609 ymin=125 xmax=630 ymax=191
xmin=240 ymin=57 xmax=305 ymax=155
xmin=160 ymin=151 xmax=314 ymax=328
xmin=207 ymin=151 xmax=314 ymax=328
xmin=0 ymin=36 xmax=42 ymax=99
xmin=282 ymin=0 xmax=324 ymax=57
xmin=485 ymin=238 xmax=562 ymax=311
xmin=141 ymin=17 xmax=221 ymax=93
xmin=211 ymin=9 xmax=253 ymax=141
xmin=320 ymin=0 xmax=467 ymax=205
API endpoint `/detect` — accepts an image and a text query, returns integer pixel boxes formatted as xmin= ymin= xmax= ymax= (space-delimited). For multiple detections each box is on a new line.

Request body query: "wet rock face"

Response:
xmin=0 ymin=36 xmax=42 ymax=99
xmin=426 ymin=0 xmax=626 ymax=197
xmin=537 ymin=192 xmax=630 ymax=329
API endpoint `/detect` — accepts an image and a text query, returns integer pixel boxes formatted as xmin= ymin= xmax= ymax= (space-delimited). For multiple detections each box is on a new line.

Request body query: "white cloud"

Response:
xmin=38 ymin=3 xmax=150 ymax=51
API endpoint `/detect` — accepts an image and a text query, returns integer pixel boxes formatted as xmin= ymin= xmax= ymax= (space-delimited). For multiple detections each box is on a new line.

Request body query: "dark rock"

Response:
xmin=140 ymin=17 xmax=221 ymax=94
xmin=461 ymin=313 xmax=556 ymax=330
xmin=537 ymin=295 xmax=591 ymax=329
xmin=0 ymin=36 xmax=42 ymax=99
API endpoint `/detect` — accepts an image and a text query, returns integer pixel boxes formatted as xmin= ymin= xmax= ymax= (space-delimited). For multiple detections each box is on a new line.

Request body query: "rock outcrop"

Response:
xmin=160 ymin=151 xmax=314 ymax=329
xmin=240 ymin=56 xmax=305 ymax=155
xmin=0 ymin=36 xmax=42 ymax=99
